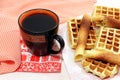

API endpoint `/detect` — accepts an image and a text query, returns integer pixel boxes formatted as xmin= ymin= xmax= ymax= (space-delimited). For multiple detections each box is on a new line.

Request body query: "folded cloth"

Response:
xmin=0 ymin=31 xmax=21 ymax=74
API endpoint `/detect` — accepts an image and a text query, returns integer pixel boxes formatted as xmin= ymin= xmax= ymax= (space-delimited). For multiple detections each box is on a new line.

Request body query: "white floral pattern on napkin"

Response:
xmin=16 ymin=39 xmax=62 ymax=73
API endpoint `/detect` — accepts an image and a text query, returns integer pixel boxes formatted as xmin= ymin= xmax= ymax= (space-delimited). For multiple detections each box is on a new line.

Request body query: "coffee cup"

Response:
xmin=18 ymin=9 xmax=65 ymax=56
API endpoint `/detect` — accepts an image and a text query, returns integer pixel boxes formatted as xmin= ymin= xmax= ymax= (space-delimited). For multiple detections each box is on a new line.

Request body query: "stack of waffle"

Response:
xmin=67 ymin=5 xmax=120 ymax=79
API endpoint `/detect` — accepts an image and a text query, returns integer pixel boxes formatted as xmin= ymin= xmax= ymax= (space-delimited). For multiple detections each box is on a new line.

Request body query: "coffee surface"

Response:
xmin=22 ymin=14 xmax=56 ymax=32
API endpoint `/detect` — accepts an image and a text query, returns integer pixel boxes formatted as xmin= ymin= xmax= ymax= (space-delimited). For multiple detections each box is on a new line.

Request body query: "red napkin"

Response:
xmin=17 ymin=38 xmax=62 ymax=72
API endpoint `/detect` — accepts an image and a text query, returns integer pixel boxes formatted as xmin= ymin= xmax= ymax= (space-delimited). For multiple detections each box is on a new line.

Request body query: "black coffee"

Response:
xmin=22 ymin=13 xmax=56 ymax=32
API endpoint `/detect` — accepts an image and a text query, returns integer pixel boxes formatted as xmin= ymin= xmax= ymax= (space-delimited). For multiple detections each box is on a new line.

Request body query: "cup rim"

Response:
xmin=18 ymin=8 xmax=59 ymax=35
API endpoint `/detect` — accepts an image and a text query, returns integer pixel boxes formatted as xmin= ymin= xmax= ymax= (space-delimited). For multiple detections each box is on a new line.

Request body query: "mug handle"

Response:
xmin=48 ymin=34 xmax=65 ymax=54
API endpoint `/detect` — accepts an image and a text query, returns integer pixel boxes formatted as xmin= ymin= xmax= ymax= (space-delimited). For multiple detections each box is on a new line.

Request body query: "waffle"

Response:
xmin=96 ymin=27 xmax=120 ymax=65
xmin=95 ymin=27 xmax=120 ymax=53
xmin=85 ymin=27 xmax=120 ymax=65
xmin=92 ymin=5 xmax=120 ymax=20
xmin=92 ymin=6 xmax=120 ymax=28
xmin=67 ymin=18 xmax=80 ymax=49
xmin=67 ymin=18 xmax=96 ymax=50
xmin=82 ymin=58 xmax=118 ymax=79
xmin=86 ymin=26 xmax=97 ymax=50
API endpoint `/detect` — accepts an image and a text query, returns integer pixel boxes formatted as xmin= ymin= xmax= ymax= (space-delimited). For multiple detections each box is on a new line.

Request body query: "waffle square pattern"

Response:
xmin=92 ymin=6 xmax=120 ymax=20
xmin=95 ymin=27 xmax=120 ymax=54
xmin=82 ymin=58 xmax=118 ymax=79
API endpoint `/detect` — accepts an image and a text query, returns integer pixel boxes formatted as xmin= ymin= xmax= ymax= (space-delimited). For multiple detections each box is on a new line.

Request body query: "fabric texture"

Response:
xmin=0 ymin=31 xmax=21 ymax=74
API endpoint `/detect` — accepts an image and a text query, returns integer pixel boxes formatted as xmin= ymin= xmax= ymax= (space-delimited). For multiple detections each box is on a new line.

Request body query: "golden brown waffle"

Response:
xmin=82 ymin=58 xmax=118 ymax=79
xmin=67 ymin=18 xmax=80 ymax=49
xmin=67 ymin=18 xmax=96 ymax=50
xmin=95 ymin=27 xmax=120 ymax=54
xmin=92 ymin=6 xmax=120 ymax=28
xmin=92 ymin=5 xmax=120 ymax=20
xmin=86 ymin=26 xmax=96 ymax=50
xmin=85 ymin=27 xmax=120 ymax=65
